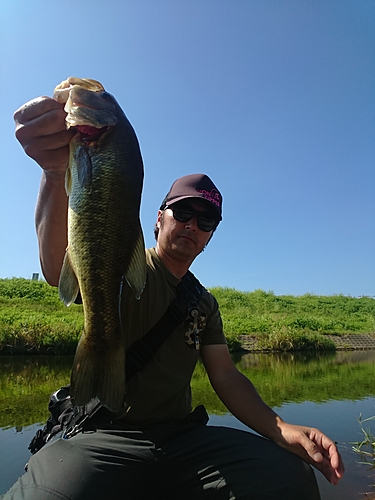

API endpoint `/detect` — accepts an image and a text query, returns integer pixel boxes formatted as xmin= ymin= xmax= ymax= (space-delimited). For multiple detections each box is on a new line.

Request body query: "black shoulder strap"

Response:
xmin=125 ymin=270 xmax=204 ymax=380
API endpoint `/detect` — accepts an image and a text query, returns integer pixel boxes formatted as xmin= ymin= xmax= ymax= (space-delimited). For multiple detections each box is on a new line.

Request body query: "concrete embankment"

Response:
xmin=239 ymin=333 xmax=375 ymax=351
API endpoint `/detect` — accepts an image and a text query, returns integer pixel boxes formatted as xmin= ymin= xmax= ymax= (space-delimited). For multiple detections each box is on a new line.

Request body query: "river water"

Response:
xmin=1 ymin=351 xmax=375 ymax=499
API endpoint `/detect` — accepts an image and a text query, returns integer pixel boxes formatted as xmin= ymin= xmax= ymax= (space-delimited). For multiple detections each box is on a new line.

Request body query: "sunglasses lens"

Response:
xmin=169 ymin=206 xmax=217 ymax=232
xmin=197 ymin=216 xmax=216 ymax=232
xmin=172 ymin=208 xmax=194 ymax=223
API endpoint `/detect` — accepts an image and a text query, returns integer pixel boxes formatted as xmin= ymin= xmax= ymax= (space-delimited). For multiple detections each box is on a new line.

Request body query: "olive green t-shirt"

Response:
xmin=114 ymin=247 xmax=226 ymax=425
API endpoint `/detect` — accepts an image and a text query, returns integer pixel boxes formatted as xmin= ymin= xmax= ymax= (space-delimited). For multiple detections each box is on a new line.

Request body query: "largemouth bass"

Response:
xmin=53 ymin=77 xmax=146 ymax=412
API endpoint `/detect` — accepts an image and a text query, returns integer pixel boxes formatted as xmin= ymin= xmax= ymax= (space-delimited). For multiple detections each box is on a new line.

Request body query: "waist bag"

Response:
xmin=28 ymin=271 xmax=203 ymax=454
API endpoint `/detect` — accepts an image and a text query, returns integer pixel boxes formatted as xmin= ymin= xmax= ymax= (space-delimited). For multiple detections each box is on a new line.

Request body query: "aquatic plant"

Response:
xmin=353 ymin=414 xmax=375 ymax=470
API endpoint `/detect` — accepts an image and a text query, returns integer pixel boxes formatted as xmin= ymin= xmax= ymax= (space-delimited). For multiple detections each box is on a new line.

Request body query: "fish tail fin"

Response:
xmin=59 ymin=251 xmax=80 ymax=306
xmin=125 ymin=224 xmax=147 ymax=300
xmin=70 ymin=336 xmax=126 ymax=412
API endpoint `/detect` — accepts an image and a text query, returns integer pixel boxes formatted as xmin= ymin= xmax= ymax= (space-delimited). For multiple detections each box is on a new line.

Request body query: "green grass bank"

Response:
xmin=1 ymin=278 xmax=374 ymax=354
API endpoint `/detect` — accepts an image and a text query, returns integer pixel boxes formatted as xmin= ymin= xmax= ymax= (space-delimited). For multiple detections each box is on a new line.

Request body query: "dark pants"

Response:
xmin=2 ymin=409 xmax=321 ymax=500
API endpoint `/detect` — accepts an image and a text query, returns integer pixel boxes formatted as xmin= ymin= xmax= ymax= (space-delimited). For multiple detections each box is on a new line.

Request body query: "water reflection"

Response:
xmin=0 ymin=356 xmax=73 ymax=429
xmin=237 ymin=350 xmax=375 ymax=405
xmin=191 ymin=350 xmax=375 ymax=413
xmin=1 ymin=351 xmax=375 ymax=498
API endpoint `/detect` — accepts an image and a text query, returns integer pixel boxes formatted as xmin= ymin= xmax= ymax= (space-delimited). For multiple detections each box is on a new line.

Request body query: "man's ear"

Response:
xmin=156 ymin=210 xmax=163 ymax=228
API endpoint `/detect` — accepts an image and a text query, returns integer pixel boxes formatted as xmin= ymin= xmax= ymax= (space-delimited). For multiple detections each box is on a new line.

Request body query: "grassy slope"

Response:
xmin=0 ymin=278 xmax=374 ymax=354
xmin=211 ymin=287 xmax=375 ymax=350
xmin=0 ymin=278 xmax=82 ymax=354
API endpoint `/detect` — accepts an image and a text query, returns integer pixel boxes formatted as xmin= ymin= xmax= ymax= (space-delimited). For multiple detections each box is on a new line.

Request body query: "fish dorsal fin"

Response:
xmin=58 ymin=251 xmax=80 ymax=306
xmin=125 ymin=224 xmax=147 ymax=300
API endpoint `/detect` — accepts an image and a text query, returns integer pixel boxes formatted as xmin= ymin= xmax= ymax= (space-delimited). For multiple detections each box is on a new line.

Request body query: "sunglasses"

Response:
xmin=165 ymin=204 xmax=219 ymax=232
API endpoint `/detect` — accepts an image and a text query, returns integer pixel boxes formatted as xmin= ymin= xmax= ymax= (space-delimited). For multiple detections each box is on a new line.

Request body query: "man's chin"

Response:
xmin=172 ymin=241 xmax=200 ymax=259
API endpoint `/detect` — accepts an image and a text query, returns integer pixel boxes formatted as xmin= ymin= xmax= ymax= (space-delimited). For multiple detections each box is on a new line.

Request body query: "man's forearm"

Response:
xmin=202 ymin=345 xmax=283 ymax=439
xmin=35 ymin=170 xmax=68 ymax=286
xmin=211 ymin=366 xmax=284 ymax=440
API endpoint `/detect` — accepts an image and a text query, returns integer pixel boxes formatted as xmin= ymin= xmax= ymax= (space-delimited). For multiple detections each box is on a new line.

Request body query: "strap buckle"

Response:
xmin=62 ymin=398 xmax=102 ymax=439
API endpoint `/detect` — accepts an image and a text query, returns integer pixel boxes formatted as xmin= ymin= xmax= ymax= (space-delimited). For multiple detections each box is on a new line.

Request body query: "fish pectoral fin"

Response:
xmin=58 ymin=252 xmax=80 ymax=306
xmin=125 ymin=225 xmax=147 ymax=300
xmin=65 ymin=154 xmax=73 ymax=196
xmin=74 ymin=146 xmax=92 ymax=188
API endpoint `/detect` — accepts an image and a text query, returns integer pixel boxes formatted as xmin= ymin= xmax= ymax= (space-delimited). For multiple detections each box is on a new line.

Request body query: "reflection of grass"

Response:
xmin=192 ymin=351 xmax=375 ymax=412
xmin=0 ymin=356 xmax=72 ymax=428
xmin=191 ymin=362 xmax=227 ymax=414
xmin=236 ymin=351 xmax=375 ymax=407
xmin=1 ymin=352 xmax=375 ymax=428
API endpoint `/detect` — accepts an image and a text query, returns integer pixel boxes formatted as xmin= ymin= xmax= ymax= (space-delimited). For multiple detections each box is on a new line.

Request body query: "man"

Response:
xmin=3 ymin=96 xmax=344 ymax=499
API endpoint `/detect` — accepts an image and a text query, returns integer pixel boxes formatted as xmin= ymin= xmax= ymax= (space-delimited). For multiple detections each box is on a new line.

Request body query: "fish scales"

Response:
xmin=54 ymin=77 xmax=147 ymax=412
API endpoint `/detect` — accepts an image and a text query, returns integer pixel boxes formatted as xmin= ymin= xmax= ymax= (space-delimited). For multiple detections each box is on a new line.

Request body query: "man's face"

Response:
xmin=156 ymin=200 xmax=217 ymax=264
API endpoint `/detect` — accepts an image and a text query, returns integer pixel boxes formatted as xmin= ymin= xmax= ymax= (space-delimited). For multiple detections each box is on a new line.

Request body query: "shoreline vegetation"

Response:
xmin=1 ymin=278 xmax=374 ymax=355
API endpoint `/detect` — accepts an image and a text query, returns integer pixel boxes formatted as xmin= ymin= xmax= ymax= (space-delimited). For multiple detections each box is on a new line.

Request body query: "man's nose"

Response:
xmin=185 ymin=215 xmax=198 ymax=231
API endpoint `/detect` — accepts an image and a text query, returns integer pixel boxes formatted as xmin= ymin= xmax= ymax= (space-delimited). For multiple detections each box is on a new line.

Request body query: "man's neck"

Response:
xmin=155 ymin=244 xmax=193 ymax=279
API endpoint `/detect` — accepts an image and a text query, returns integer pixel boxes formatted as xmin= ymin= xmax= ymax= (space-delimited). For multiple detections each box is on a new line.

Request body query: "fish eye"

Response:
xmin=101 ymin=92 xmax=115 ymax=102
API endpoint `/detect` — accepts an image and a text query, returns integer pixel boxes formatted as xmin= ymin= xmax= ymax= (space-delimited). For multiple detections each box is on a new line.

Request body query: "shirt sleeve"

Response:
xmin=200 ymin=290 xmax=227 ymax=345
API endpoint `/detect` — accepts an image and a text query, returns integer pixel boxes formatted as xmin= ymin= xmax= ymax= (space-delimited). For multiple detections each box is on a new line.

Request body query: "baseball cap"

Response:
xmin=160 ymin=174 xmax=223 ymax=221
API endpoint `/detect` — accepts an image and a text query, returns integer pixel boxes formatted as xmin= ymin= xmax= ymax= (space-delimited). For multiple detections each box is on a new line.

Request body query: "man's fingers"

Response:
xmin=14 ymin=96 xmax=63 ymax=124
xmin=19 ymin=128 xmax=73 ymax=155
xmin=295 ymin=430 xmax=322 ymax=462
xmin=15 ymin=108 xmax=70 ymax=141
xmin=25 ymin=144 xmax=71 ymax=172
xmin=14 ymin=96 xmax=75 ymax=172
xmin=300 ymin=433 xmax=344 ymax=485
xmin=312 ymin=451 xmax=324 ymax=462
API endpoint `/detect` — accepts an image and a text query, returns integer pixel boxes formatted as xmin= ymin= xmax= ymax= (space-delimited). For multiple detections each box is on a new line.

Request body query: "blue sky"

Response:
xmin=1 ymin=0 xmax=374 ymax=296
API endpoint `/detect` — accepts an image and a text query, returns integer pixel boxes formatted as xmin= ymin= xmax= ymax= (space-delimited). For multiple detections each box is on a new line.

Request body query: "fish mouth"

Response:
xmin=53 ymin=77 xmax=118 ymax=130
xmin=65 ymin=89 xmax=118 ymax=130
xmin=53 ymin=77 xmax=105 ymax=103
xmin=75 ymin=124 xmax=110 ymax=143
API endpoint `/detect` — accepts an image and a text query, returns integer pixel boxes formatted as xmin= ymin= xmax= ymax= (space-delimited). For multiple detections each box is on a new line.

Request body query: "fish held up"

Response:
xmin=53 ymin=77 xmax=146 ymax=412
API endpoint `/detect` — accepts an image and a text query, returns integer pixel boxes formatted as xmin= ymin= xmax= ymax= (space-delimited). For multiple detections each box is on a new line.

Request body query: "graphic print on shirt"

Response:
xmin=184 ymin=307 xmax=206 ymax=350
